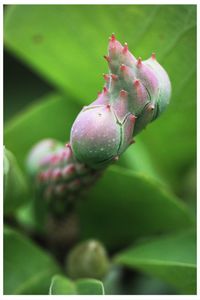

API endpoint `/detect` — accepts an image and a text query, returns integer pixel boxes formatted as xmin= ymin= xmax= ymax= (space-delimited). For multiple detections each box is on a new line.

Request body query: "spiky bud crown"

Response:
xmin=26 ymin=34 xmax=171 ymax=210
xmin=71 ymin=34 xmax=171 ymax=169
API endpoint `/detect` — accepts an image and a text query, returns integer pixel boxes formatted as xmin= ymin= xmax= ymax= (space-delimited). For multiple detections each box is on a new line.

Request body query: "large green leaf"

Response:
xmin=4 ymin=92 xmax=80 ymax=169
xmin=114 ymin=230 xmax=196 ymax=294
xmin=77 ymin=166 xmax=194 ymax=250
xmin=4 ymin=5 xmax=196 ymax=184
xmin=49 ymin=275 xmax=104 ymax=295
xmin=4 ymin=227 xmax=60 ymax=294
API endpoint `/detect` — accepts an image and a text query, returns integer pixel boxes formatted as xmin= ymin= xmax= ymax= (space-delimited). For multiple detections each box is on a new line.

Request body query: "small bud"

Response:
xmin=66 ymin=240 xmax=110 ymax=280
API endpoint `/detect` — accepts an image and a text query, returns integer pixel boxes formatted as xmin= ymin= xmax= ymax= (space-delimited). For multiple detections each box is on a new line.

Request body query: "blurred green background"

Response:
xmin=4 ymin=4 xmax=196 ymax=295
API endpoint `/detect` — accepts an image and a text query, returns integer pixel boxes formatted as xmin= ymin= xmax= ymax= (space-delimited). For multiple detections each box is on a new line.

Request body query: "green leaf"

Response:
xmin=76 ymin=278 xmax=104 ymax=295
xmin=49 ymin=275 xmax=104 ymax=295
xmin=49 ymin=275 xmax=76 ymax=295
xmin=4 ymin=92 xmax=80 ymax=169
xmin=4 ymin=5 xmax=196 ymax=185
xmin=118 ymin=138 xmax=163 ymax=183
xmin=4 ymin=227 xmax=60 ymax=295
xmin=77 ymin=166 xmax=194 ymax=250
xmin=4 ymin=147 xmax=28 ymax=214
xmin=114 ymin=230 xmax=196 ymax=294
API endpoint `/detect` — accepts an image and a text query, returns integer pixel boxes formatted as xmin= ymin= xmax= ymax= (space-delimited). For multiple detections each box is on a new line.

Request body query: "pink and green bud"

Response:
xmin=26 ymin=139 xmax=102 ymax=204
xmin=26 ymin=34 xmax=171 ymax=209
xmin=26 ymin=139 xmax=63 ymax=176
xmin=71 ymin=34 xmax=171 ymax=168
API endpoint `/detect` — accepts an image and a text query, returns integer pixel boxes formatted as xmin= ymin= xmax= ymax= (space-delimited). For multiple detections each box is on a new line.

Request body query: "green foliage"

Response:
xmin=49 ymin=275 xmax=104 ymax=295
xmin=4 ymin=147 xmax=28 ymax=214
xmin=78 ymin=166 xmax=194 ymax=249
xmin=115 ymin=230 xmax=196 ymax=294
xmin=4 ymin=227 xmax=60 ymax=294
xmin=4 ymin=4 xmax=196 ymax=295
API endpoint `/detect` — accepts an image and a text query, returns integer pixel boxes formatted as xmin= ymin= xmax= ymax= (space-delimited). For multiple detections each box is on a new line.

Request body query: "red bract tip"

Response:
xmin=62 ymin=164 xmax=76 ymax=176
xmin=65 ymin=143 xmax=71 ymax=149
xmin=134 ymin=79 xmax=140 ymax=88
xmin=111 ymin=74 xmax=118 ymax=80
xmin=137 ymin=57 xmax=142 ymax=67
xmin=106 ymin=104 xmax=111 ymax=110
xmin=123 ymin=42 xmax=128 ymax=53
xmin=97 ymin=91 xmax=101 ymax=96
xmin=103 ymin=86 xmax=108 ymax=94
xmin=129 ymin=114 xmax=136 ymax=123
xmin=120 ymin=89 xmax=128 ymax=98
xmin=51 ymin=155 xmax=59 ymax=164
xmin=103 ymin=73 xmax=110 ymax=82
xmin=151 ymin=52 xmax=156 ymax=60
xmin=120 ymin=64 xmax=126 ymax=71
xmin=104 ymin=55 xmax=110 ymax=62
xmin=109 ymin=33 xmax=116 ymax=42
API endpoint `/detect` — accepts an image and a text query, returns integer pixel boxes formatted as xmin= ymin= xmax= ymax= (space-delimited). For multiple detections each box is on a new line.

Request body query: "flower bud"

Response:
xmin=66 ymin=240 xmax=110 ymax=280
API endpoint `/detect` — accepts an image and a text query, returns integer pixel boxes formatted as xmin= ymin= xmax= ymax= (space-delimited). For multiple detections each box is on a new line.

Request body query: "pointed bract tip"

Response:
xmin=137 ymin=57 xmax=142 ymax=67
xmin=51 ymin=155 xmax=60 ymax=164
xmin=151 ymin=52 xmax=156 ymax=60
xmin=65 ymin=143 xmax=71 ymax=149
xmin=111 ymin=74 xmax=118 ymax=80
xmin=133 ymin=79 xmax=140 ymax=88
xmin=106 ymin=104 xmax=111 ymax=110
xmin=103 ymin=73 xmax=110 ymax=82
xmin=109 ymin=33 xmax=116 ymax=42
xmin=123 ymin=42 xmax=128 ymax=53
xmin=97 ymin=91 xmax=101 ymax=96
xmin=120 ymin=89 xmax=128 ymax=98
xmin=120 ymin=64 xmax=126 ymax=71
xmin=129 ymin=114 xmax=136 ymax=123
xmin=103 ymin=86 xmax=108 ymax=94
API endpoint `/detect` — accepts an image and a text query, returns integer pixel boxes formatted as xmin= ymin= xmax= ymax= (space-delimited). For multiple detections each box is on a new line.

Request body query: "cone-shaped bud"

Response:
xmin=26 ymin=139 xmax=102 ymax=208
xmin=66 ymin=240 xmax=110 ymax=280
